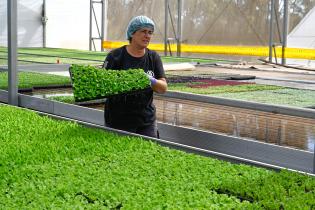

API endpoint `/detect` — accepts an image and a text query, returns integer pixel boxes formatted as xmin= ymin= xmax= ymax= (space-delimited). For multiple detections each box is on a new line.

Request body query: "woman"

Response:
xmin=102 ymin=15 xmax=167 ymax=138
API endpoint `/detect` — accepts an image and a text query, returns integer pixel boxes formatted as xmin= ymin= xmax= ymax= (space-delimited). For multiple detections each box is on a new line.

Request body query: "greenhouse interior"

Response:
xmin=1 ymin=0 xmax=315 ymax=209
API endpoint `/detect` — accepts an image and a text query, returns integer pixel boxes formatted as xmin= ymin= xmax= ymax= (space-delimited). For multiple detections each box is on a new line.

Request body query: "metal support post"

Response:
xmin=176 ymin=0 xmax=182 ymax=57
xmin=269 ymin=0 xmax=275 ymax=62
xmin=8 ymin=0 xmax=18 ymax=106
xmin=42 ymin=0 xmax=48 ymax=48
xmin=89 ymin=0 xmax=93 ymax=51
xmin=89 ymin=0 xmax=106 ymax=51
xmin=281 ymin=0 xmax=289 ymax=65
xmin=164 ymin=0 xmax=169 ymax=56
xmin=101 ymin=0 xmax=107 ymax=51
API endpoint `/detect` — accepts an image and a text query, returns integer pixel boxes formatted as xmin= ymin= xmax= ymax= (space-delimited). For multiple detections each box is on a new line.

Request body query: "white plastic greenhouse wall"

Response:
xmin=0 ymin=0 xmax=43 ymax=47
xmin=45 ymin=0 xmax=90 ymax=50
xmin=0 ymin=0 xmax=91 ymax=49
xmin=287 ymin=6 xmax=315 ymax=67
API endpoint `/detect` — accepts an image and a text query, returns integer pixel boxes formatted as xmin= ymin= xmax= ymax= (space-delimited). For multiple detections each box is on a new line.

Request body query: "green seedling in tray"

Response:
xmin=69 ymin=64 xmax=150 ymax=102
xmin=1 ymin=104 xmax=315 ymax=209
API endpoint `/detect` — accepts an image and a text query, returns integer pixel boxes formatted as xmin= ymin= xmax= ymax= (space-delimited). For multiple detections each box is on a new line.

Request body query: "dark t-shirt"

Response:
xmin=103 ymin=45 xmax=165 ymax=129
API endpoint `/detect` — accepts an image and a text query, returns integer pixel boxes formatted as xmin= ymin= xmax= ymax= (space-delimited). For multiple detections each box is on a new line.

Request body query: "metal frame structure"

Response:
xmin=164 ymin=0 xmax=183 ymax=57
xmin=268 ymin=0 xmax=289 ymax=64
xmin=41 ymin=0 xmax=48 ymax=48
xmin=7 ymin=0 xmax=18 ymax=106
xmin=162 ymin=0 xmax=289 ymax=61
xmin=89 ymin=0 xmax=107 ymax=51
xmin=269 ymin=0 xmax=275 ymax=63
xmin=282 ymin=0 xmax=289 ymax=65
xmin=88 ymin=0 xmax=291 ymax=61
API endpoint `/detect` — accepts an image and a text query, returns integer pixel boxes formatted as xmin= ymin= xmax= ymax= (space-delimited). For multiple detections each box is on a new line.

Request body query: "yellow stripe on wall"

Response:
xmin=103 ymin=41 xmax=315 ymax=60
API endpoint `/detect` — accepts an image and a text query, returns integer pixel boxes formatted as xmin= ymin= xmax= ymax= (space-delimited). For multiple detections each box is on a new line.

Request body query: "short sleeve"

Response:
xmin=102 ymin=52 xmax=114 ymax=69
xmin=153 ymin=52 xmax=166 ymax=79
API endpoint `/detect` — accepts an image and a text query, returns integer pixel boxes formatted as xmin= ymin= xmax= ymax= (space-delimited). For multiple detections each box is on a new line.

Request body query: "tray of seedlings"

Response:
xmin=69 ymin=64 xmax=151 ymax=102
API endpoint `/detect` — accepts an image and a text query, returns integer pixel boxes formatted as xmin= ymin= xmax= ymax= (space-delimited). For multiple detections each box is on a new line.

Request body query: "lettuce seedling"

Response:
xmin=69 ymin=64 xmax=150 ymax=102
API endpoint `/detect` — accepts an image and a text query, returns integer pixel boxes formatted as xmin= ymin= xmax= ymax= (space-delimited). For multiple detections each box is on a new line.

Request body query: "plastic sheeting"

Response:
xmin=0 ymin=0 xmax=43 ymax=47
xmin=45 ymin=0 xmax=90 ymax=50
xmin=288 ymin=6 xmax=315 ymax=49
xmin=1 ymin=0 xmax=97 ymax=50
xmin=287 ymin=6 xmax=315 ymax=67
xmin=0 ymin=1 xmax=7 ymax=47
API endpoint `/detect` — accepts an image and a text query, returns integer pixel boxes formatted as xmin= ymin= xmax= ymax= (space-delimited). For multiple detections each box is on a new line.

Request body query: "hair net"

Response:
xmin=126 ymin=16 xmax=155 ymax=40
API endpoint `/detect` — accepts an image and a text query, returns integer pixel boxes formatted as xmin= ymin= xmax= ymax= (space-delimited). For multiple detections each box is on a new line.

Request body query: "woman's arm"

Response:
xmin=150 ymin=52 xmax=167 ymax=94
xmin=151 ymin=77 xmax=167 ymax=94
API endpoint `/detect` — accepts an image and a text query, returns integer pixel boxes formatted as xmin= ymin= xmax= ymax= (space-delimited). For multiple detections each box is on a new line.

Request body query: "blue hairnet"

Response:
xmin=126 ymin=16 xmax=155 ymax=40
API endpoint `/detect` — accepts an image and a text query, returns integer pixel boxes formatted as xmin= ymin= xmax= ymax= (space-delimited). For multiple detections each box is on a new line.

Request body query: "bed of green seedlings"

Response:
xmin=47 ymin=88 xmax=315 ymax=108
xmin=0 ymin=47 xmax=226 ymax=65
xmin=212 ymin=88 xmax=315 ymax=108
xmin=168 ymin=82 xmax=283 ymax=95
xmin=70 ymin=64 xmax=150 ymax=101
xmin=17 ymin=47 xmax=107 ymax=58
xmin=46 ymin=95 xmax=76 ymax=104
xmin=167 ymin=82 xmax=315 ymax=107
xmin=1 ymin=69 xmax=313 ymax=108
xmin=0 ymin=71 xmax=71 ymax=90
xmin=45 ymin=82 xmax=312 ymax=108
xmin=0 ymin=47 xmax=106 ymax=65
xmin=0 ymin=105 xmax=314 ymax=209
xmin=1 ymin=47 xmax=314 ymax=108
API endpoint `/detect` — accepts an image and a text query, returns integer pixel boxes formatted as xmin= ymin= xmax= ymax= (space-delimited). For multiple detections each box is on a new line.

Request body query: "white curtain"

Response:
xmin=45 ymin=0 xmax=90 ymax=50
xmin=0 ymin=0 xmax=43 ymax=47
xmin=287 ymin=6 xmax=315 ymax=67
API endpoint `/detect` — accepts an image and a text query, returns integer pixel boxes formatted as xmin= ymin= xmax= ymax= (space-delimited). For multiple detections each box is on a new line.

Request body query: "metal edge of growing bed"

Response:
xmin=0 ymin=90 xmax=314 ymax=174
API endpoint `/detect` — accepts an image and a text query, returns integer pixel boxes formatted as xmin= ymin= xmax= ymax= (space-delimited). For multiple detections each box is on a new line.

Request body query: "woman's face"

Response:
xmin=131 ymin=27 xmax=153 ymax=48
